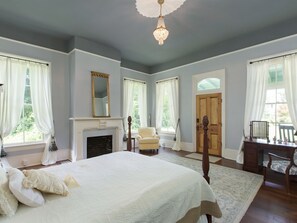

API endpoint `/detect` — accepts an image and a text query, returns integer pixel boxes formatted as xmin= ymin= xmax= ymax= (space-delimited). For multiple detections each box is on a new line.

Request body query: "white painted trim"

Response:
xmin=192 ymin=69 xmax=226 ymax=157
xmin=57 ymin=148 xmax=71 ymax=161
xmin=222 ymin=148 xmax=238 ymax=161
xmin=159 ymin=139 xmax=194 ymax=152
xmin=152 ymin=33 xmax=297 ymax=75
xmin=3 ymin=148 xmax=71 ymax=169
xmin=181 ymin=142 xmax=194 ymax=152
xmin=69 ymin=48 xmax=121 ymax=63
xmin=121 ymin=67 xmax=150 ymax=76
xmin=0 ymin=36 xmax=68 ymax=55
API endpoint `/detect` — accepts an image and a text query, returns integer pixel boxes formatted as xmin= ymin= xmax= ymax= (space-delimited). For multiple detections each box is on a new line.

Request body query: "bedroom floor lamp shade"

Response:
xmin=153 ymin=0 xmax=169 ymax=45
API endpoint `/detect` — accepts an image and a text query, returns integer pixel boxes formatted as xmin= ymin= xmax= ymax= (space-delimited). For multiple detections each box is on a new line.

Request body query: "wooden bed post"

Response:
xmin=202 ymin=115 xmax=210 ymax=184
xmin=202 ymin=116 xmax=212 ymax=223
xmin=127 ymin=116 xmax=132 ymax=151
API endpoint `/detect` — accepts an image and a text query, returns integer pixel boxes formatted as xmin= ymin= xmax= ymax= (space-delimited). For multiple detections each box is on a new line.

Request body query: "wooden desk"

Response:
xmin=243 ymin=140 xmax=297 ymax=173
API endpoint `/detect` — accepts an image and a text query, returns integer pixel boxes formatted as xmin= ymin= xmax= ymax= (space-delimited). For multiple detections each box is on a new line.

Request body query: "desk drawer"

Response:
xmin=243 ymin=142 xmax=261 ymax=173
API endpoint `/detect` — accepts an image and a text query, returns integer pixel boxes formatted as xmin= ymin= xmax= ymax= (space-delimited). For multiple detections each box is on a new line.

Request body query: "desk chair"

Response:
xmin=263 ymin=149 xmax=297 ymax=194
xmin=279 ymin=124 xmax=295 ymax=142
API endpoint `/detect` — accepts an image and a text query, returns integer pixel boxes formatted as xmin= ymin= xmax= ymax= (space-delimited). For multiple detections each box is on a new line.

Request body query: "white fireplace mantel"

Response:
xmin=70 ymin=117 xmax=125 ymax=161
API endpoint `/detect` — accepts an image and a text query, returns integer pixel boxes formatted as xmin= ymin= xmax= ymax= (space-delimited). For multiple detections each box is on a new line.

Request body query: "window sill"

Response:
xmin=158 ymin=132 xmax=175 ymax=137
xmin=4 ymin=142 xmax=46 ymax=152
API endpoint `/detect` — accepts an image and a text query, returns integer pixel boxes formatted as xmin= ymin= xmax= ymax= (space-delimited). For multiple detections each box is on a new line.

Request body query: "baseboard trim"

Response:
xmin=222 ymin=148 xmax=238 ymax=161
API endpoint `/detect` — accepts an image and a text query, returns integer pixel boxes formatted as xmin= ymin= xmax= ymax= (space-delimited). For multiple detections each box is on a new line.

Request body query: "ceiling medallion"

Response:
xmin=136 ymin=0 xmax=186 ymax=18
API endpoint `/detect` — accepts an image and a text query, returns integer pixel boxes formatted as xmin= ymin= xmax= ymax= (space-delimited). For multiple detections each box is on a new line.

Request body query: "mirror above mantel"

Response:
xmin=91 ymin=71 xmax=110 ymax=117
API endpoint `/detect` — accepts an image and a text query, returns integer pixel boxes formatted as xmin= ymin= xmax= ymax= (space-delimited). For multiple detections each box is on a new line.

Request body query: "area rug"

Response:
xmin=154 ymin=153 xmax=263 ymax=223
xmin=185 ymin=153 xmax=222 ymax=163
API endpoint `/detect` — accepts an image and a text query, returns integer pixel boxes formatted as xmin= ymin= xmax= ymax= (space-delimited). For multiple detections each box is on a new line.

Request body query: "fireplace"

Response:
xmin=83 ymin=127 xmax=116 ymax=159
xmin=70 ymin=117 xmax=125 ymax=161
xmin=87 ymin=135 xmax=112 ymax=158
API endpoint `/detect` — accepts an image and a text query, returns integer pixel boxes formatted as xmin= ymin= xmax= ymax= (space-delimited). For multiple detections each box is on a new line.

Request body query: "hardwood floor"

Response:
xmin=23 ymin=147 xmax=297 ymax=222
xmin=141 ymin=147 xmax=297 ymax=223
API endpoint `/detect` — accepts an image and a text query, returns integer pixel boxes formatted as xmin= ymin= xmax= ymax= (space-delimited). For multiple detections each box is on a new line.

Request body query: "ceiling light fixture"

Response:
xmin=153 ymin=0 xmax=169 ymax=45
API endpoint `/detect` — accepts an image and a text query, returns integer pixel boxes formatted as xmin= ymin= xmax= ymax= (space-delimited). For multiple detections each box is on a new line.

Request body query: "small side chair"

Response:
xmin=263 ymin=149 xmax=297 ymax=194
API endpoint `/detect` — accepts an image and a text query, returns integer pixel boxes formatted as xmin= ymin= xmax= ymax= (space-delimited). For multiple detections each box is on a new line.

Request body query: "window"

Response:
xmin=197 ymin=78 xmax=220 ymax=91
xmin=123 ymin=78 xmax=147 ymax=132
xmin=262 ymin=63 xmax=292 ymax=139
xmin=156 ymin=78 xmax=179 ymax=133
xmin=4 ymin=68 xmax=43 ymax=145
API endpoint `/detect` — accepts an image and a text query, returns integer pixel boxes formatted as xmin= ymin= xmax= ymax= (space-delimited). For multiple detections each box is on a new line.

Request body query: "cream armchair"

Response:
xmin=136 ymin=127 xmax=160 ymax=152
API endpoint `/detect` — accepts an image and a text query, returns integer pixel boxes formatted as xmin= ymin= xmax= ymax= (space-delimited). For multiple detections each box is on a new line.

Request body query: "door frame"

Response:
xmin=192 ymin=69 xmax=225 ymax=156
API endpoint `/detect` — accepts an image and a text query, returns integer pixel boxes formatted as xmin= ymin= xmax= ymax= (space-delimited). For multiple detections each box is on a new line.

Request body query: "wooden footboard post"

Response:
xmin=202 ymin=116 xmax=212 ymax=223
xmin=127 ymin=116 xmax=132 ymax=151
xmin=202 ymin=115 xmax=210 ymax=184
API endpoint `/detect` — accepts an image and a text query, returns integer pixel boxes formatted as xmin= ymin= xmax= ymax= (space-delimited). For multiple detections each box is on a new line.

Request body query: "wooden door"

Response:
xmin=196 ymin=93 xmax=222 ymax=156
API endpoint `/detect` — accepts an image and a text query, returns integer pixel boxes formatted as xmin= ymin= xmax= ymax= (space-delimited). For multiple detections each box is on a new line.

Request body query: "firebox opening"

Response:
xmin=87 ymin=135 xmax=112 ymax=158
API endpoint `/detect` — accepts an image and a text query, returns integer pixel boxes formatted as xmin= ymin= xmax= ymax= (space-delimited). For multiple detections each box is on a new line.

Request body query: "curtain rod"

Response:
xmin=123 ymin=78 xmax=146 ymax=84
xmin=250 ymin=51 xmax=297 ymax=64
xmin=156 ymin=76 xmax=178 ymax=84
xmin=0 ymin=54 xmax=49 ymax=66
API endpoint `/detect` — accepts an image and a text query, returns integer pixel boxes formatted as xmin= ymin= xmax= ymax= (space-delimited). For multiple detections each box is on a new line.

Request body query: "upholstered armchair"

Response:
xmin=136 ymin=127 xmax=160 ymax=152
xmin=263 ymin=149 xmax=297 ymax=194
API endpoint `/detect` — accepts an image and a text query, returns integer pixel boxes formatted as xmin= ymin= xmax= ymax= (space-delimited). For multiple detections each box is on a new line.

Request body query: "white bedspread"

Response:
xmin=1 ymin=151 xmax=218 ymax=223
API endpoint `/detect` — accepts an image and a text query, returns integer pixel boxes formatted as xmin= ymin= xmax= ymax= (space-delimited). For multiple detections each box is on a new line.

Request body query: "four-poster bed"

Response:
xmin=1 ymin=116 xmax=221 ymax=223
xmin=126 ymin=115 xmax=218 ymax=223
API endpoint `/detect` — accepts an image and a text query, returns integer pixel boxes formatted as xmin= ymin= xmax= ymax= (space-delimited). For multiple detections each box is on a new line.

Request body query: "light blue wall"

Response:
xmin=0 ymin=37 xmax=70 ymax=150
xmin=2 ymin=33 xmax=297 ymax=159
xmin=70 ymin=50 xmax=121 ymax=117
xmin=151 ymin=35 xmax=297 ymax=151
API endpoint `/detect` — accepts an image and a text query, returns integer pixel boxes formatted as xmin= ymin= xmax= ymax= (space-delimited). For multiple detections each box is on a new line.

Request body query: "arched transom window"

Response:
xmin=197 ymin=78 xmax=220 ymax=91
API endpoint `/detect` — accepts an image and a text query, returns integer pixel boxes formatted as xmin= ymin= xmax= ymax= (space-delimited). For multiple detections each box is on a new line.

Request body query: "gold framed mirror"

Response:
xmin=91 ymin=71 xmax=110 ymax=117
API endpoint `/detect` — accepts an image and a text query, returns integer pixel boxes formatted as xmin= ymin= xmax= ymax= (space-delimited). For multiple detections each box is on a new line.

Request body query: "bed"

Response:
xmin=0 ymin=116 xmax=221 ymax=223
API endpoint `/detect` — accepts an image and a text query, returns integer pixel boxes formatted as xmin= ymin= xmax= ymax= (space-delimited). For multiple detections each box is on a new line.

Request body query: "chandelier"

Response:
xmin=153 ymin=0 xmax=169 ymax=45
xmin=136 ymin=0 xmax=186 ymax=45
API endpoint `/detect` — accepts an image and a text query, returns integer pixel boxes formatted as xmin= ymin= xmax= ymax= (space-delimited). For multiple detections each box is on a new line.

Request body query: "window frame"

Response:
xmin=155 ymin=77 xmax=179 ymax=135
xmin=123 ymin=77 xmax=147 ymax=133
xmin=3 ymin=67 xmax=44 ymax=146
xmin=262 ymin=62 xmax=292 ymax=139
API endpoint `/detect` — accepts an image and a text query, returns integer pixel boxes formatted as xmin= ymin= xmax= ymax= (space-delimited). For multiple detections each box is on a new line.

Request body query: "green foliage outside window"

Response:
xmin=131 ymin=85 xmax=141 ymax=131
xmin=161 ymin=89 xmax=174 ymax=132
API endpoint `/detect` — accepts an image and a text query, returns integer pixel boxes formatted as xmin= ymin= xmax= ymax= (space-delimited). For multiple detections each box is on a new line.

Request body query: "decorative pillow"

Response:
xmin=0 ymin=167 xmax=18 ymax=216
xmin=64 ymin=175 xmax=80 ymax=189
xmin=22 ymin=169 xmax=69 ymax=196
xmin=8 ymin=168 xmax=45 ymax=207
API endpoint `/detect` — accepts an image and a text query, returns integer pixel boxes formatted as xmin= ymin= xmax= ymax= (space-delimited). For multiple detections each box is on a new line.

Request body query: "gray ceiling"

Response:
xmin=1 ymin=0 xmax=297 ymax=73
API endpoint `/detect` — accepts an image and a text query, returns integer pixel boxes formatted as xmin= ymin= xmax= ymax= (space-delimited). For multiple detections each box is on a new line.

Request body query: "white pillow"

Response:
xmin=22 ymin=169 xmax=69 ymax=196
xmin=0 ymin=167 xmax=18 ymax=216
xmin=8 ymin=168 xmax=45 ymax=207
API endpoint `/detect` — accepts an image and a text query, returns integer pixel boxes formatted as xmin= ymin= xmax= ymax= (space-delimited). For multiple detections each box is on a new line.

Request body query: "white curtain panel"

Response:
xmin=167 ymin=78 xmax=181 ymax=151
xmin=236 ymin=61 xmax=268 ymax=164
xmin=123 ymin=79 xmax=135 ymax=131
xmin=123 ymin=79 xmax=148 ymax=129
xmin=29 ymin=62 xmax=56 ymax=165
xmin=138 ymin=82 xmax=147 ymax=127
xmin=283 ymin=55 xmax=297 ymax=130
xmin=0 ymin=58 xmax=26 ymax=140
xmin=156 ymin=82 xmax=166 ymax=131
